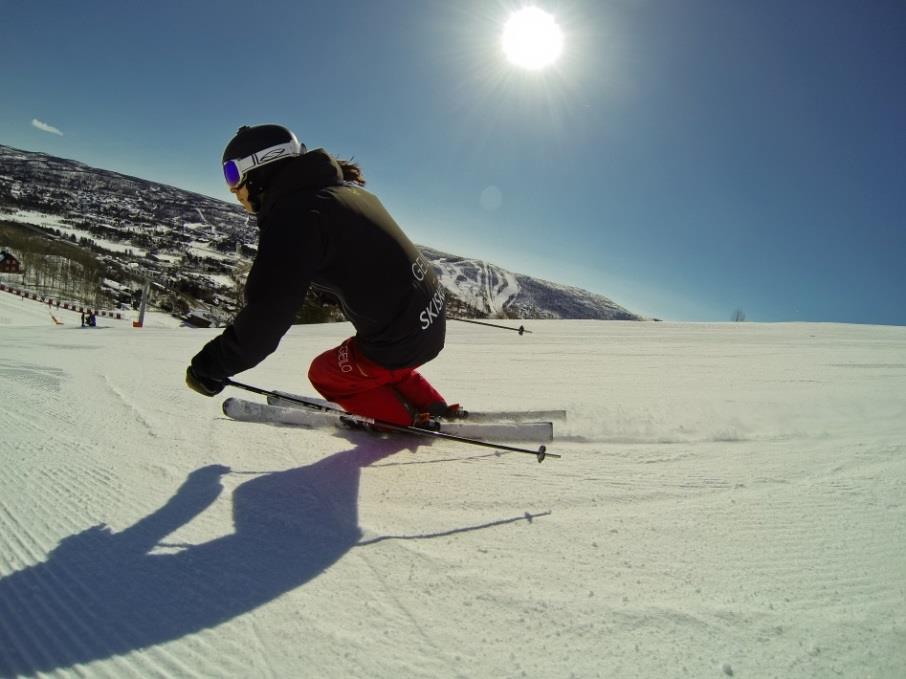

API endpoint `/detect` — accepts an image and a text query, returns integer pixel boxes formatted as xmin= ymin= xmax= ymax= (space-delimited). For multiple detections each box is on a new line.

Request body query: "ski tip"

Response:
xmin=222 ymin=396 xmax=254 ymax=418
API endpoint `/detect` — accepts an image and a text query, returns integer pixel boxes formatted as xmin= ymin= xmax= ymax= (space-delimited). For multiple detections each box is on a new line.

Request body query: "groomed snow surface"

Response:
xmin=1 ymin=291 xmax=904 ymax=678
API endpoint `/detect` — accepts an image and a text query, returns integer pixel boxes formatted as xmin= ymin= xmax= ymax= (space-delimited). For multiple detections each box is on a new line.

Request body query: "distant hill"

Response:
xmin=0 ymin=144 xmax=639 ymax=321
xmin=421 ymin=247 xmax=637 ymax=320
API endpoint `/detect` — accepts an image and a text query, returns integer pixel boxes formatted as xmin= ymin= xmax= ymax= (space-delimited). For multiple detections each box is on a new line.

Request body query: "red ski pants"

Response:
xmin=308 ymin=338 xmax=445 ymax=426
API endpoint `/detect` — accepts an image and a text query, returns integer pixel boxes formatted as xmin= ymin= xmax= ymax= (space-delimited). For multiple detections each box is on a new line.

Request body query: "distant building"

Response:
xmin=183 ymin=309 xmax=214 ymax=328
xmin=0 ymin=250 xmax=22 ymax=274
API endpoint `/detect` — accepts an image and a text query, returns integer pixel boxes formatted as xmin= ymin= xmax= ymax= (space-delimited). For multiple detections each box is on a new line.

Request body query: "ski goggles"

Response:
xmin=222 ymin=139 xmax=303 ymax=188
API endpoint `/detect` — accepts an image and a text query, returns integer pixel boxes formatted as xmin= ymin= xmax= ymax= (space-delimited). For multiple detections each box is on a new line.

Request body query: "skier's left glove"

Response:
xmin=185 ymin=365 xmax=226 ymax=397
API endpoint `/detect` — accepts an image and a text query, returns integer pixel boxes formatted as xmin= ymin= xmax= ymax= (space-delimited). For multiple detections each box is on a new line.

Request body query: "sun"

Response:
xmin=502 ymin=7 xmax=564 ymax=70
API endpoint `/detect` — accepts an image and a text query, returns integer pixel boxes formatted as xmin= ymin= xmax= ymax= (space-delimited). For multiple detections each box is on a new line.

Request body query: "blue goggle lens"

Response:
xmin=223 ymin=161 xmax=243 ymax=188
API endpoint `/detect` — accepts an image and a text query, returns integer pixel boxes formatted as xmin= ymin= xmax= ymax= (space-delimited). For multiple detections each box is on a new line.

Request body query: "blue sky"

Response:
xmin=2 ymin=1 xmax=904 ymax=324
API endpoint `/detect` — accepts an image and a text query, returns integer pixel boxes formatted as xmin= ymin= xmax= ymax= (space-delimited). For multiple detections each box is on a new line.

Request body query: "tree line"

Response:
xmin=0 ymin=221 xmax=102 ymax=303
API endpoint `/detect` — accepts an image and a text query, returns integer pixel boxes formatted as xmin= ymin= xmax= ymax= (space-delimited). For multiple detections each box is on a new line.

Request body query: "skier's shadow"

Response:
xmin=0 ymin=435 xmax=413 ymax=676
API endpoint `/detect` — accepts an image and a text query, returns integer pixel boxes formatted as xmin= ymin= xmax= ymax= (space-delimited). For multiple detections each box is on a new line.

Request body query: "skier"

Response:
xmin=185 ymin=124 xmax=451 ymax=426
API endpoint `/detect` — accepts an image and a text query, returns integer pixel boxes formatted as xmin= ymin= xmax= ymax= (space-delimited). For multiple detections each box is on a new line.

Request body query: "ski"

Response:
xmin=224 ymin=397 xmax=552 ymax=442
xmin=222 ymin=397 xmax=557 ymax=462
xmin=266 ymin=389 xmax=567 ymax=423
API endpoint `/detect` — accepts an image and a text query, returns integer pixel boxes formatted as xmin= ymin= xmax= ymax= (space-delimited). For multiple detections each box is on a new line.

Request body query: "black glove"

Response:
xmin=186 ymin=366 xmax=226 ymax=397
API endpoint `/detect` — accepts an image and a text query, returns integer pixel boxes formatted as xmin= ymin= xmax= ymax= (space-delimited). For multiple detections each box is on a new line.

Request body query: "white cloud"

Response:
xmin=32 ymin=118 xmax=63 ymax=136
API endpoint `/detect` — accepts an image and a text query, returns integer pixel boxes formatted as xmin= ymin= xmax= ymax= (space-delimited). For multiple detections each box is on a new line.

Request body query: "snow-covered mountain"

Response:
xmin=422 ymin=246 xmax=636 ymax=319
xmin=0 ymin=144 xmax=639 ymax=320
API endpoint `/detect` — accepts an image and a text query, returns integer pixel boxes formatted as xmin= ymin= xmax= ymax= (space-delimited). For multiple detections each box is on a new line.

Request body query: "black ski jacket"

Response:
xmin=191 ymin=150 xmax=446 ymax=381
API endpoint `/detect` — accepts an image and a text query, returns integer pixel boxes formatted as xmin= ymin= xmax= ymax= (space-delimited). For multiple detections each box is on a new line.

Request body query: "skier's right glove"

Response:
xmin=185 ymin=366 xmax=226 ymax=397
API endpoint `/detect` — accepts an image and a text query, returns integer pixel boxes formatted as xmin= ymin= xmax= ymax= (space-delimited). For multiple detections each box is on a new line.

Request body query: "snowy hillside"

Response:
xmin=0 ymin=144 xmax=638 ymax=321
xmin=1 ymin=290 xmax=904 ymax=678
xmin=422 ymin=246 xmax=636 ymax=319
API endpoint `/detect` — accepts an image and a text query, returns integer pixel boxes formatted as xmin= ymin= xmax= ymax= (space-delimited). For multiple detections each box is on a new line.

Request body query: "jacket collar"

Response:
xmin=258 ymin=149 xmax=344 ymax=218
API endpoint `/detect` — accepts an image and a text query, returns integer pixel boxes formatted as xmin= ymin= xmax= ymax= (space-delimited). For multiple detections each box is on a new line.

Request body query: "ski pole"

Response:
xmin=449 ymin=317 xmax=531 ymax=335
xmin=225 ymin=378 xmax=315 ymax=406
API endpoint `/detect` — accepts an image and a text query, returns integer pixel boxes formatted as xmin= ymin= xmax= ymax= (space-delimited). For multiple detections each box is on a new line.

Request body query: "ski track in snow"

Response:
xmin=479 ymin=261 xmax=519 ymax=315
xmin=1 ymin=290 xmax=905 ymax=677
xmin=101 ymin=374 xmax=159 ymax=439
xmin=432 ymin=257 xmax=519 ymax=316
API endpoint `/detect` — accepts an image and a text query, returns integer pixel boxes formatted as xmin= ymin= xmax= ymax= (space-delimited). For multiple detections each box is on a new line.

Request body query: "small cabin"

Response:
xmin=0 ymin=250 xmax=22 ymax=274
xmin=183 ymin=310 xmax=214 ymax=328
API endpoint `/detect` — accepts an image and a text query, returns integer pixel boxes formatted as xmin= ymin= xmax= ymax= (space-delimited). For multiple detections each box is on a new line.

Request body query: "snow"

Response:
xmin=187 ymin=241 xmax=237 ymax=263
xmin=2 ymin=209 xmax=72 ymax=230
xmin=2 ymin=209 xmax=148 ymax=257
xmin=203 ymin=273 xmax=236 ymax=290
xmin=431 ymin=255 xmax=520 ymax=315
xmin=1 ymin=289 xmax=904 ymax=678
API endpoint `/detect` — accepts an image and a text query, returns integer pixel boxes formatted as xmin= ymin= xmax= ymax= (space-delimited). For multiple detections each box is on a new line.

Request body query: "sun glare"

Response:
xmin=502 ymin=7 xmax=564 ymax=70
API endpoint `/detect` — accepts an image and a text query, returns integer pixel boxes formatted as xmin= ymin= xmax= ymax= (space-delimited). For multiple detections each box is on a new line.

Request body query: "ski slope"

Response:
xmin=429 ymin=255 xmax=520 ymax=317
xmin=1 ymin=290 xmax=904 ymax=678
